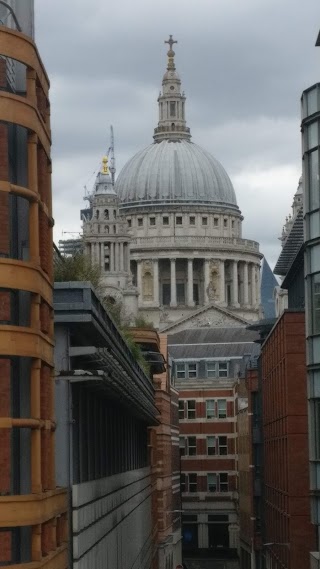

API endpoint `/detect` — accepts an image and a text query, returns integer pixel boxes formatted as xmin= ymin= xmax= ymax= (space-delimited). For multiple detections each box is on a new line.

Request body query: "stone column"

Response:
xmin=114 ymin=242 xmax=119 ymax=272
xmin=220 ymin=260 xmax=225 ymax=305
xmin=187 ymin=259 xmax=194 ymax=307
xmin=251 ymin=263 xmax=256 ymax=306
xmin=137 ymin=260 xmax=142 ymax=305
xmin=95 ymin=242 xmax=100 ymax=265
xmin=153 ymin=259 xmax=159 ymax=305
xmin=203 ymin=259 xmax=210 ymax=304
xmin=90 ymin=242 xmax=95 ymax=263
xmin=119 ymin=242 xmax=124 ymax=272
xmin=232 ymin=260 xmax=239 ymax=307
xmin=255 ymin=264 xmax=261 ymax=307
xmin=100 ymin=243 xmax=104 ymax=271
xmin=170 ymin=258 xmax=177 ymax=307
xmin=243 ymin=262 xmax=249 ymax=306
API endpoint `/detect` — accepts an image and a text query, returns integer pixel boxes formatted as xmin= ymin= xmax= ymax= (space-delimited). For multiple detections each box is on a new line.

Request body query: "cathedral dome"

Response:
xmin=116 ymin=139 xmax=238 ymax=209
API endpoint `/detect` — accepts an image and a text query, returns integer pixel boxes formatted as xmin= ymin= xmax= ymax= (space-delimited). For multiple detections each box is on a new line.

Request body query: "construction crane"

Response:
xmin=107 ymin=125 xmax=116 ymax=186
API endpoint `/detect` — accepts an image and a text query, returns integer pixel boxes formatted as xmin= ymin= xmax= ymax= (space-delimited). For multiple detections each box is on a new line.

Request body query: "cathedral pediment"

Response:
xmin=160 ymin=302 xmax=249 ymax=334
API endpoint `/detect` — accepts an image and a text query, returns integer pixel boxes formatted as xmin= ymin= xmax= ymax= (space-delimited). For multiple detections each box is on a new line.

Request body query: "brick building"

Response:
xmin=0 ymin=3 xmax=68 ymax=567
xmin=168 ymin=327 xmax=259 ymax=556
xmin=237 ymin=363 xmax=263 ymax=569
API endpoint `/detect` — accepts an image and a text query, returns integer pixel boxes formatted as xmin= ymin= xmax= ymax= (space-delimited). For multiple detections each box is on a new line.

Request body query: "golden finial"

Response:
xmin=101 ymin=155 xmax=109 ymax=174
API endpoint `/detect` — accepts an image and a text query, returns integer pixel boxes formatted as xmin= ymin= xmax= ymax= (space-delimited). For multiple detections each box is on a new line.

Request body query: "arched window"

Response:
xmin=171 ymin=123 xmax=175 ymax=131
xmin=143 ymin=271 xmax=153 ymax=300
xmin=104 ymin=209 xmax=109 ymax=220
xmin=105 ymin=225 xmax=109 ymax=234
xmin=95 ymin=209 xmax=100 ymax=219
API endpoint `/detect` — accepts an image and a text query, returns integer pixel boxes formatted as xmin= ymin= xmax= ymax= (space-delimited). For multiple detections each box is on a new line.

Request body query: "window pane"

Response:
xmin=179 ymin=400 xmax=185 ymax=419
xmin=181 ymin=473 xmax=186 ymax=492
xmin=218 ymin=399 xmax=227 ymax=418
xmin=311 ymin=245 xmax=320 ymax=273
xmin=207 ymin=436 xmax=216 ymax=455
xmin=313 ymin=273 xmax=320 ymax=334
xmin=307 ymin=88 xmax=319 ymax=116
xmin=188 ymin=436 xmax=197 ymax=456
xmin=206 ymin=400 xmax=215 ymax=418
xmin=177 ymin=283 xmax=185 ymax=305
xmin=207 ymin=362 xmax=216 ymax=378
xmin=179 ymin=437 xmax=185 ymax=456
xmin=207 ymin=473 xmax=217 ymax=492
xmin=310 ymin=212 xmax=320 ymax=240
xmin=176 ymin=363 xmax=185 ymax=379
xmin=188 ymin=363 xmax=197 ymax=378
xmin=309 ymin=150 xmax=320 ymax=211
xmin=170 ymin=102 xmax=176 ymax=117
xmin=219 ymin=473 xmax=228 ymax=492
xmin=218 ymin=362 xmax=228 ymax=378
xmin=219 ymin=436 xmax=228 ymax=455
xmin=308 ymin=122 xmax=319 ymax=149
xmin=187 ymin=400 xmax=196 ymax=419
xmin=189 ymin=473 xmax=197 ymax=492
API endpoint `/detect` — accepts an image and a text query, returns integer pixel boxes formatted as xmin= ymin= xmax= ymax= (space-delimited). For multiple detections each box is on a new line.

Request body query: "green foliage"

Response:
xmin=134 ymin=315 xmax=154 ymax=329
xmin=122 ymin=328 xmax=151 ymax=376
xmin=54 ymin=253 xmax=101 ymax=289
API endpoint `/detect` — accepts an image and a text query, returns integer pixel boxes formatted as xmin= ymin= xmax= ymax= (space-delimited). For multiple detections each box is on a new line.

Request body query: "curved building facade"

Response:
xmin=115 ymin=37 xmax=262 ymax=330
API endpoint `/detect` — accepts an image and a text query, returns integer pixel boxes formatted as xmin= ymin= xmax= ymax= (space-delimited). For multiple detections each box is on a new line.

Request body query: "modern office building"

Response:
xmin=302 ymin=31 xmax=320 ymax=569
xmin=0 ymin=3 xmax=68 ymax=567
xmin=168 ymin=327 xmax=259 ymax=556
xmin=54 ymin=282 xmax=182 ymax=569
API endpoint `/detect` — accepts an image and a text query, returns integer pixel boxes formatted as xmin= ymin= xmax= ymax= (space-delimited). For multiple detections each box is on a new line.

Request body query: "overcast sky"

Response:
xmin=35 ymin=0 xmax=319 ymax=268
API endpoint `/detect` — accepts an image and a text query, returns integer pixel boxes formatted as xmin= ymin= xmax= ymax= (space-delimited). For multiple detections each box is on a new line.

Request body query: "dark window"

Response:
xmin=176 ymin=216 xmax=182 ymax=225
xmin=163 ymin=216 xmax=169 ymax=225
xmin=214 ymin=218 xmax=219 ymax=227
xmin=127 ymin=218 xmax=132 ymax=228
xmin=187 ymin=436 xmax=196 ymax=456
xmin=189 ymin=216 xmax=196 ymax=225
xmin=138 ymin=218 xmax=143 ymax=227
xmin=187 ymin=400 xmax=196 ymax=419
xmin=224 ymin=218 xmax=228 ymax=228
xmin=181 ymin=473 xmax=186 ymax=492
xmin=218 ymin=362 xmax=228 ymax=378
xmin=202 ymin=217 xmax=208 ymax=226
xmin=219 ymin=473 xmax=228 ymax=492
xmin=176 ymin=283 xmax=185 ymax=305
xmin=177 ymin=364 xmax=186 ymax=379
xmin=179 ymin=436 xmax=186 ymax=456
xmin=149 ymin=217 xmax=156 ymax=226
xmin=104 ymin=209 xmax=109 ymax=220
xmin=187 ymin=363 xmax=197 ymax=378
xmin=188 ymin=473 xmax=197 ymax=492
xmin=162 ymin=283 xmax=171 ymax=305
xmin=219 ymin=436 xmax=228 ymax=455
xmin=179 ymin=400 xmax=185 ymax=419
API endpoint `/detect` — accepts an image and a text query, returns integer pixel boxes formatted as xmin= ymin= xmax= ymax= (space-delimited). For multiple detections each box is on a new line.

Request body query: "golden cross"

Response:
xmin=165 ymin=35 xmax=177 ymax=51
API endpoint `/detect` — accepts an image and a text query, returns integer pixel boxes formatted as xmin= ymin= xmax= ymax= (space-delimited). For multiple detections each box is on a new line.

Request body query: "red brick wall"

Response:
xmin=262 ymin=311 xmax=315 ymax=569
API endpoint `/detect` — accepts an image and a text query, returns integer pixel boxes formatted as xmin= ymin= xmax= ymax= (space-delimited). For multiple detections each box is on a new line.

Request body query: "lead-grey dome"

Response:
xmin=116 ymin=140 xmax=238 ymax=210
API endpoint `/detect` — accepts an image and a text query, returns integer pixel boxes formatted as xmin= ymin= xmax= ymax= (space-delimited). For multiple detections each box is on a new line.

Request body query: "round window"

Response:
xmin=170 ymin=85 xmax=174 ymax=90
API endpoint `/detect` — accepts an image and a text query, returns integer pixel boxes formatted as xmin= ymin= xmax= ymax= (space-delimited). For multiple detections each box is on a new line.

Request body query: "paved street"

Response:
xmin=184 ymin=559 xmax=239 ymax=569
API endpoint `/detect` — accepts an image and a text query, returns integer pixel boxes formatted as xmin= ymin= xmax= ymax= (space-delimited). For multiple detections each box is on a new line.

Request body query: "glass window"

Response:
xmin=310 ymin=211 xmax=320 ymax=240
xmin=163 ymin=216 xmax=169 ymax=225
xmin=138 ymin=218 xmax=143 ymax=227
xmin=206 ymin=399 xmax=215 ymax=419
xmin=312 ymin=273 xmax=320 ymax=334
xmin=187 ymin=400 xmax=196 ymax=419
xmin=307 ymin=87 xmax=319 ymax=116
xmin=187 ymin=436 xmax=197 ymax=456
xmin=207 ymin=436 xmax=216 ymax=455
xmin=308 ymin=122 xmax=319 ymax=150
xmin=179 ymin=436 xmax=186 ymax=456
xmin=311 ymin=245 xmax=320 ymax=273
xmin=218 ymin=399 xmax=227 ymax=419
xmin=170 ymin=101 xmax=176 ymax=117
xmin=179 ymin=400 xmax=185 ymax=419
xmin=188 ymin=363 xmax=197 ymax=378
xmin=218 ymin=362 xmax=228 ymax=378
xmin=188 ymin=473 xmax=197 ymax=492
xmin=176 ymin=363 xmax=186 ymax=379
xmin=150 ymin=217 xmax=156 ymax=226
xmin=190 ymin=216 xmax=196 ymax=225
xmin=214 ymin=218 xmax=219 ymax=227
xmin=202 ymin=217 xmax=208 ymax=226
xmin=181 ymin=473 xmax=186 ymax=492
xmin=207 ymin=362 xmax=216 ymax=378
xmin=309 ymin=150 xmax=320 ymax=211
xmin=207 ymin=473 xmax=217 ymax=492
xmin=219 ymin=473 xmax=228 ymax=492
xmin=176 ymin=216 xmax=182 ymax=225
xmin=219 ymin=436 xmax=228 ymax=455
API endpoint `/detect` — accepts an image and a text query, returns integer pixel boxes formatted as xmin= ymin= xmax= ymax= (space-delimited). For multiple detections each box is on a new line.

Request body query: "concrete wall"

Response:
xmin=72 ymin=468 xmax=153 ymax=569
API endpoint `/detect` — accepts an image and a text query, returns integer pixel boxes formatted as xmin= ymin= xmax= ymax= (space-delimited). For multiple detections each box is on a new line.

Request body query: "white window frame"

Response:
xmin=207 ymin=361 xmax=217 ymax=378
xmin=206 ymin=399 xmax=215 ymax=419
xmin=218 ymin=362 xmax=228 ymax=378
xmin=176 ymin=363 xmax=186 ymax=379
xmin=207 ymin=473 xmax=217 ymax=492
xmin=188 ymin=362 xmax=197 ymax=379
xmin=187 ymin=436 xmax=197 ymax=456
xmin=187 ymin=400 xmax=196 ymax=419
xmin=217 ymin=399 xmax=227 ymax=419
xmin=218 ymin=436 xmax=228 ymax=455
xmin=207 ymin=436 xmax=216 ymax=455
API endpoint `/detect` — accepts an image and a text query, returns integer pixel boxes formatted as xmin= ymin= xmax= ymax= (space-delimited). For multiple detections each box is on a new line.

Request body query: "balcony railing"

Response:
xmin=130 ymin=235 xmax=260 ymax=252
